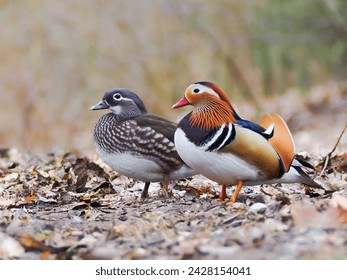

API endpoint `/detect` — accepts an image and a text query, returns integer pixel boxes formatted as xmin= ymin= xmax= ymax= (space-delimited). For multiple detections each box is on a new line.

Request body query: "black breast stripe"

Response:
xmin=178 ymin=114 xmax=236 ymax=152
xmin=178 ymin=113 xmax=216 ymax=146
xmin=205 ymin=123 xmax=235 ymax=152
xmin=219 ymin=123 xmax=236 ymax=150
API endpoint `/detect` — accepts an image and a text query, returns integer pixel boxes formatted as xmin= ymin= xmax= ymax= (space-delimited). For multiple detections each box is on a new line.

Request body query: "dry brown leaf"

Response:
xmin=329 ymin=193 xmax=347 ymax=224
xmin=335 ymin=153 xmax=347 ymax=173
xmin=17 ymin=233 xmax=45 ymax=250
xmin=24 ymin=191 xmax=37 ymax=203
xmin=197 ymin=185 xmax=216 ymax=196
xmin=41 ymin=250 xmax=51 ymax=260
xmin=20 ymin=215 xmax=31 ymax=226
xmin=2 ymin=147 xmax=347 ymax=260
xmin=110 ymin=224 xmax=127 ymax=238
xmin=81 ymin=194 xmax=91 ymax=202
xmin=291 ymin=201 xmax=341 ymax=229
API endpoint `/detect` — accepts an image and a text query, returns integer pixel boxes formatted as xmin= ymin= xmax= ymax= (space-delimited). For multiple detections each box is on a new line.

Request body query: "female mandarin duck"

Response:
xmin=172 ymin=81 xmax=321 ymax=203
xmin=91 ymin=88 xmax=196 ymax=199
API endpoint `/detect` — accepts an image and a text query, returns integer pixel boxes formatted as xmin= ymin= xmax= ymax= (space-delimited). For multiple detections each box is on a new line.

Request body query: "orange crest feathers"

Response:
xmin=196 ymin=82 xmax=234 ymax=110
xmin=181 ymin=82 xmax=240 ymax=130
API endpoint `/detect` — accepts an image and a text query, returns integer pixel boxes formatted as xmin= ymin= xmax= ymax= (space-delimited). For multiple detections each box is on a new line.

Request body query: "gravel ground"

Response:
xmin=0 ymin=148 xmax=346 ymax=260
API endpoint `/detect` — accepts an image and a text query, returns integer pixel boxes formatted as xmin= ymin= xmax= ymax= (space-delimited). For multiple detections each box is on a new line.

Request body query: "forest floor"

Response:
xmin=0 ymin=85 xmax=347 ymax=260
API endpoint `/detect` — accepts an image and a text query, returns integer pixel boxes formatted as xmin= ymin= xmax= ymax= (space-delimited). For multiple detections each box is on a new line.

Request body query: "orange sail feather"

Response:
xmin=259 ymin=113 xmax=295 ymax=173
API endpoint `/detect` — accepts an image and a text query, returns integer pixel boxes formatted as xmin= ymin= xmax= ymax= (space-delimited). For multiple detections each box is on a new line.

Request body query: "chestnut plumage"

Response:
xmin=173 ymin=81 xmax=321 ymax=202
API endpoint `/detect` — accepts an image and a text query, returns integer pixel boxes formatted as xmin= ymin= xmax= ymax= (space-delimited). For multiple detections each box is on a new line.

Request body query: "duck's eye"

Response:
xmin=193 ymin=88 xmax=200 ymax=93
xmin=113 ymin=93 xmax=122 ymax=100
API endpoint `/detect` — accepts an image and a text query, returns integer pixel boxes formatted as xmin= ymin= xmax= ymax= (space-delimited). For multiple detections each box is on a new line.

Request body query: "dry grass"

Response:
xmin=0 ymin=0 xmax=345 ymax=153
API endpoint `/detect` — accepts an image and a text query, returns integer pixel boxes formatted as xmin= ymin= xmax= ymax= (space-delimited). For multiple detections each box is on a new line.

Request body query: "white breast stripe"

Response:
xmin=203 ymin=124 xmax=226 ymax=148
xmin=218 ymin=123 xmax=234 ymax=150
xmin=204 ymin=123 xmax=234 ymax=152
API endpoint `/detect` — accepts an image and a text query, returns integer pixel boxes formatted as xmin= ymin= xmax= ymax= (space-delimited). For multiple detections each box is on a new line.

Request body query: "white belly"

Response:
xmin=174 ymin=128 xmax=260 ymax=185
xmin=96 ymin=146 xmax=164 ymax=182
xmin=96 ymin=145 xmax=195 ymax=182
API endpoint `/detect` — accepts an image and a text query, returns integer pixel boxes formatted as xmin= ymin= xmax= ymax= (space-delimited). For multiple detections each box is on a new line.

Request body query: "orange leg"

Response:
xmin=229 ymin=180 xmax=244 ymax=203
xmin=218 ymin=184 xmax=227 ymax=201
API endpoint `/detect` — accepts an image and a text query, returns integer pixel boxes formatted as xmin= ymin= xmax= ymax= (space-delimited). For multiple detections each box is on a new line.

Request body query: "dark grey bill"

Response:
xmin=90 ymin=100 xmax=109 ymax=111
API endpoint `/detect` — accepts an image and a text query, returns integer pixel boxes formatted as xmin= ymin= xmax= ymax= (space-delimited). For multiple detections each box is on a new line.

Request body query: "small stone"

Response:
xmin=249 ymin=202 xmax=267 ymax=214
xmin=232 ymin=202 xmax=247 ymax=211
xmin=113 ymin=185 xmax=125 ymax=193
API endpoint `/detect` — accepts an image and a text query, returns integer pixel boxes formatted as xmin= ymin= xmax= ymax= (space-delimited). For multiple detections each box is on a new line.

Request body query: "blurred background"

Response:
xmin=0 ymin=0 xmax=346 ymax=156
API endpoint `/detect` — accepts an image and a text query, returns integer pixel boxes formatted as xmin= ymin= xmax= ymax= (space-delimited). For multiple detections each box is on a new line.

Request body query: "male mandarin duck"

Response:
xmin=91 ymin=88 xmax=196 ymax=199
xmin=172 ymin=81 xmax=321 ymax=202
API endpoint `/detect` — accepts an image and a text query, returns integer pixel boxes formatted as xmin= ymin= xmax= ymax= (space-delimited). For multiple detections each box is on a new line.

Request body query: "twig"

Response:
xmin=320 ymin=121 xmax=347 ymax=175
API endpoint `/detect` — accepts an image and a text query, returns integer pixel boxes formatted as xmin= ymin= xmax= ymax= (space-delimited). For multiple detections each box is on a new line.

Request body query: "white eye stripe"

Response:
xmin=112 ymin=94 xmax=134 ymax=103
xmin=189 ymin=84 xmax=219 ymax=98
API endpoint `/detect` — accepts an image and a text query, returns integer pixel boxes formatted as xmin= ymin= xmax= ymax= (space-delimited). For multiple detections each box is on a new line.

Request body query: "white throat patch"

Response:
xmin=110 ymin=105 xmax=122 ymax=115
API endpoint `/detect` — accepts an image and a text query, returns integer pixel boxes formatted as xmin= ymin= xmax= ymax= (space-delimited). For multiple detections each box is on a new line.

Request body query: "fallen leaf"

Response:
xmin=24 ymin=191 xmax=37 ymax=203
xmin=197 ymin=185 xmax=216 ymax=196
xmin=330 ymin=193 xmax=347 ymax=223
xmin=291 ymin=200 xmax=341 ymax=229
xmin=17 ymin=233 xmax=45 ymax=250
xmin=330 ymin=153 xmax=347 ymax=173
xmin=20 ymin=215 xmax=31 ymax=226
xmin=41 ymin=250 xmax=51 ymax=260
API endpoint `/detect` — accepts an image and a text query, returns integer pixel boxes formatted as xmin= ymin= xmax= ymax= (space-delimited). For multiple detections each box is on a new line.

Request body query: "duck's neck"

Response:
xmin=189 ymin=100 xmax=239 ymax=130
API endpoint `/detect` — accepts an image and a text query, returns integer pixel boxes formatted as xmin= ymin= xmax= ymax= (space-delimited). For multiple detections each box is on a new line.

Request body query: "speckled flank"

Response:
xmin=92 ymin=88 xmax=196 ymax=198
xmin=94 ymin=113 xmax=183 ymax=172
